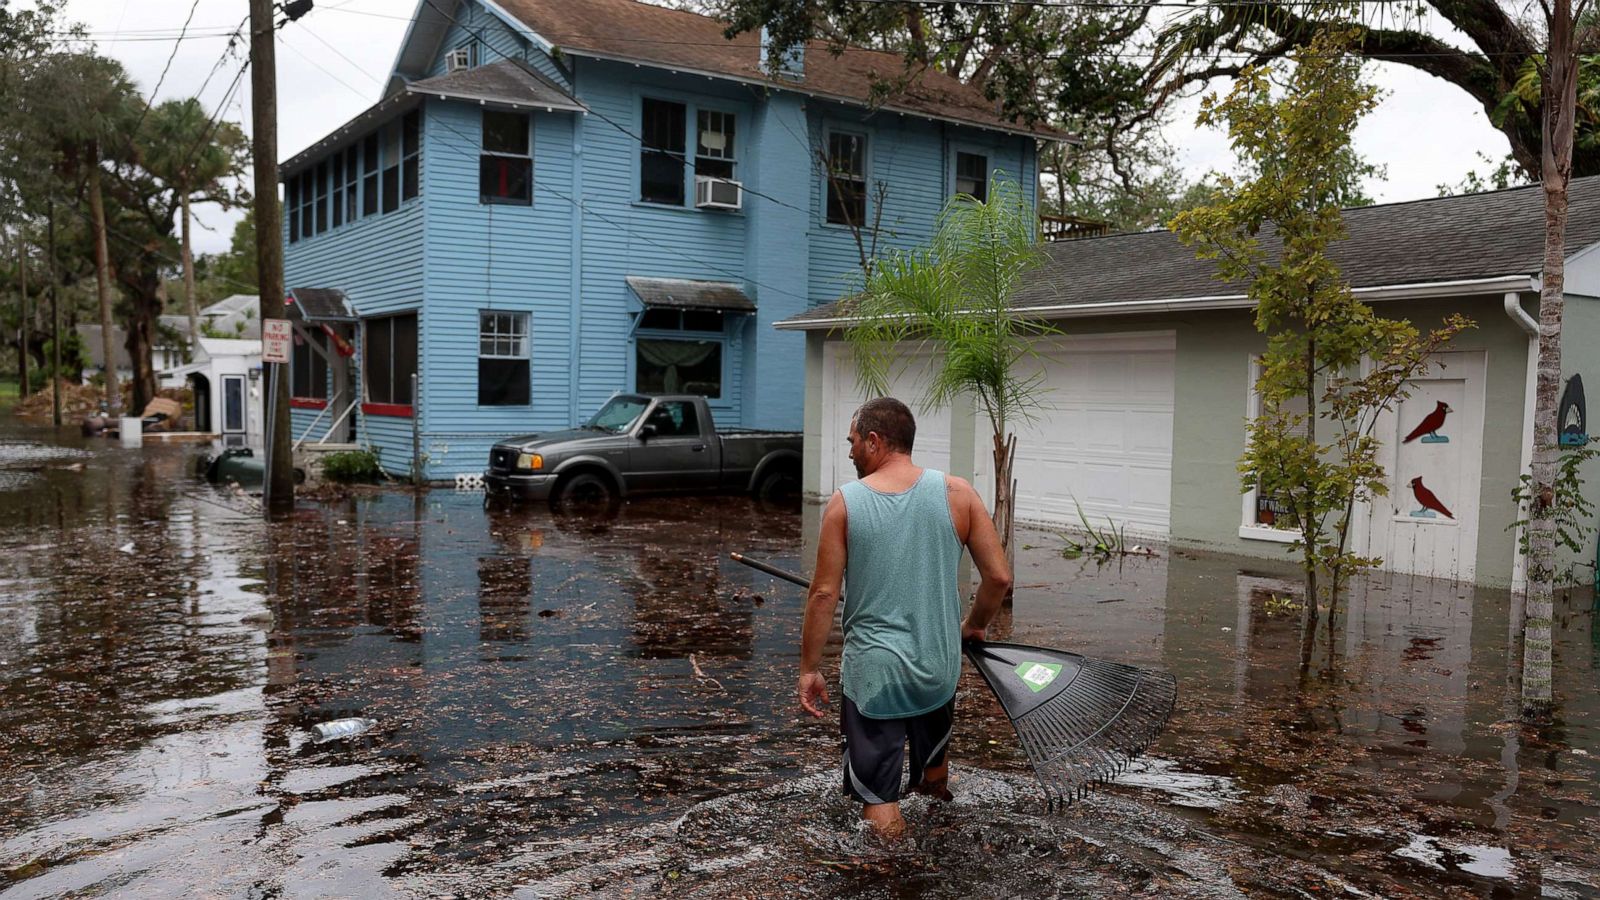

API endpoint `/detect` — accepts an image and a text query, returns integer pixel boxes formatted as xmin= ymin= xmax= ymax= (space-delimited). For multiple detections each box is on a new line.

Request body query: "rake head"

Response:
xmin=964 ymin=640 xmax=1177 ymax=810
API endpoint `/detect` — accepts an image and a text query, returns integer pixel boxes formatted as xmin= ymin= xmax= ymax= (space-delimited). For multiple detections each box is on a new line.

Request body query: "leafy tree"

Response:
xmin=845 ymin=175 xmax=1047 ymax=560
xmin=141 ymin=97 xmax=249 ymax=353
xmin=21 ymin=51 xmax=140 ymax=411
xmin=1171 ymin=29 xmax=1471 ymax=668
xmin=1151 ymin=1 xmax=1600 ymax=180
xmin=701 ymin=0 xmax=1196 ymax=230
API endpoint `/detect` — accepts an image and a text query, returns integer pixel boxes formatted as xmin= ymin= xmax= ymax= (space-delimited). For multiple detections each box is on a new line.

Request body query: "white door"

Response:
xmin=988 ymin=332 xmax=1177 ymax=537
xmin=820 ymin=342 xmax=951 ymax=495
xmin=1359 ymin=351 xmax=1486 ymax=582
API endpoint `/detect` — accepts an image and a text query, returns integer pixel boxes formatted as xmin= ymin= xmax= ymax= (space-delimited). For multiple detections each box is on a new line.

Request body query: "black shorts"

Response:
xmin=840 ymin=694 xmax=955 ymax=805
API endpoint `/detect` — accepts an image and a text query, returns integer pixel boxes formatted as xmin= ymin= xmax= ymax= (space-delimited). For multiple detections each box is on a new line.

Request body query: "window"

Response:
xmin=640 ymin=98 xmax=686 ymax=205
xmin=479 ymin=110 xmax=531 ymax=205
xmin=446 ymin=44 xmax=476 ymax=72
xmin=381 ymin=123 xmax=400 ymax=213
xmin=637 ymin=308 xmax=723 ymax=332
xmin=825 ymin=131 xmax=867 ymax=226
xmin=330 ymin=153 xmax=344 ymax=229
xmin=298 ymin=171 xmax=314 ymax=239
xmin=402 ymin=110 xmax=421 ymax=202
xmin=291 ymin=328 xmax=330 ymax=401
xmin=362 ymin=134 xmax=379 ymax=217
xmin=636 ymin=339 xmax=721 ymax=398
xmin=1242 ymin=356 xmax=1309 ymax=540
xmin=363 ymin=312 xmax=418 ymax=409
xmin=314 ymin=160 xmax=329 ymax=235
xmin=642 ymin=400 xmax=700 ymax=437
xmin=287 ymin=177 xmax=300 ymax=243
xmin=478 ymin=311 xmax=530 ymax=406
xmin=343 ymin=145 xmax=359 ymax=222
xmin=694 ymin=109 xmax=736 ymax=180
xmin=955 ymin=151 xmax=988 ymax=202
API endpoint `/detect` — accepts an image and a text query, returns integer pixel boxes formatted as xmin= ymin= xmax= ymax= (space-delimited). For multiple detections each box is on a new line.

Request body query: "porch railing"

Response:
xmin=1039 ymin=214 xmax=1112 ymax=242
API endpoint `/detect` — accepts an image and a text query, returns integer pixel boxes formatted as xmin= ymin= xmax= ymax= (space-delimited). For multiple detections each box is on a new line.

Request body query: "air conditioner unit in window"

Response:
xmin=695 ymin=176 xmax=743 ymax=211
xmin=446 ymin=48 xmax=471 ymax=72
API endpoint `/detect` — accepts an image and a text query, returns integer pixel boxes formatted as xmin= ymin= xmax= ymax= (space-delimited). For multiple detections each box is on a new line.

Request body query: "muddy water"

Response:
xmin=0 ymin=421 xmax=1595 ymax=897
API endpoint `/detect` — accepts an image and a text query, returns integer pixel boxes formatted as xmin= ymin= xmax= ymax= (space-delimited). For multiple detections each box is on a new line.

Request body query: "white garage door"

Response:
xmin=820 ymin=342 xmax=951 ymax=495
xmin=1001 ymin=332 xmax=1176 ymax=537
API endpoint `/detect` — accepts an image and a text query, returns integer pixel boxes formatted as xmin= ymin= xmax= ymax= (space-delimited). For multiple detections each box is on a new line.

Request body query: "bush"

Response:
xmin=321 ymin=449 xmax=382 ymax=483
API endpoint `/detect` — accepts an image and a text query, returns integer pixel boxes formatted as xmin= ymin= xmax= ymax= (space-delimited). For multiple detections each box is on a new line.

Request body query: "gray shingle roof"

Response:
xmin=287 ymin=288 xmax=356 ymax=323
xmin=779 ymin=176 xmax=1600 ymax=328
xmin=407 ymin=60 xmax=585 ymax=113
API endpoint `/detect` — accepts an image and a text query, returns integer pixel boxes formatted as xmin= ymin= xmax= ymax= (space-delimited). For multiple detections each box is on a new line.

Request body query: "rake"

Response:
xmin=731 ymin=552 xmax=1178 ymax=810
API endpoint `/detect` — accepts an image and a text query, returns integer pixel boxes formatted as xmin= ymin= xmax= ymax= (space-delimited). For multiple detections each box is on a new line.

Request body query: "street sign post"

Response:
xmin=262 ymin=318 xmax=291 ymax=365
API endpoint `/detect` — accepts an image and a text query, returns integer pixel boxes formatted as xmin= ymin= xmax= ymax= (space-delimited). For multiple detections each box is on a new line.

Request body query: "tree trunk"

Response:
xmin=181 ymin=192 xmax=199 ymax=355
xmin=18 ymin=235 xmax=28 ymax=397
xmin=85 ymin=141 xmax=120 ymax=413
xmin=121 ymin=268 xmax=162 ymax=415
xmin=1300 ymin=336 xmax=1320 ymax=671
xmin=49 ymin=200 xmax=60 ymax=427
xmin=1522 ymin=0 xmax=1578 ymax=719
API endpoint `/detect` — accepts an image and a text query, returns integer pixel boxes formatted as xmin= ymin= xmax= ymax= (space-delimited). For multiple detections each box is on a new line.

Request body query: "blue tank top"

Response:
xmin=839 ymin=468 xmax=964 ymax=719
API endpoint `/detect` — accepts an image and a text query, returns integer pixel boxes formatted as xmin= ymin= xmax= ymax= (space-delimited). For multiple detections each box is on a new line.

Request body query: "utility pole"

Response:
xmin=48 ymin=202 xmax=60 ymax=427
xmin=251 ymin=0 xmax=293 ymax=516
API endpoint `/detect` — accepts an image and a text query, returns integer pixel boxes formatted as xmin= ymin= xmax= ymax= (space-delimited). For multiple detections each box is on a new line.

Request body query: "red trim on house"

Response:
xmin=362 ymin=402 xmax=414 ymax=418
xmin=290 ymin=398 xmax=328 ymax=410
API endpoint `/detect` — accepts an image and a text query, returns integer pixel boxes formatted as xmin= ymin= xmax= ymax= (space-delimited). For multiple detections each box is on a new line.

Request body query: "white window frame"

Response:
xmin=823 ymin=127 xmax=869 ymax=227
xmin=1240 ymin=355 xmax=1300 ymax=543
xmin=447 ymin=46 xmax=473 ymax=72
xmin=694 ymin=108 xmax=737 ymax=181
xmin=953 ymin=149 xmax=989 ymax=201
xmin=479 ymin=310 xmax=530 ymax=360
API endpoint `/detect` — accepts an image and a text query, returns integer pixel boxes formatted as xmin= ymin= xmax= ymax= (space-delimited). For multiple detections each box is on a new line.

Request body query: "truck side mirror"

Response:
xmin=638 ymin=423 xmax=657 ymax=440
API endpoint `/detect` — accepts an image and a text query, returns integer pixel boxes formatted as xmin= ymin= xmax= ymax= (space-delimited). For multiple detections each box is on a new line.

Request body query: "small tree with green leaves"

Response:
xmin=846 ymin=174 xmax=1048 ymax=557
xmin=1171 ymin=28 xmax=1471 ymax=666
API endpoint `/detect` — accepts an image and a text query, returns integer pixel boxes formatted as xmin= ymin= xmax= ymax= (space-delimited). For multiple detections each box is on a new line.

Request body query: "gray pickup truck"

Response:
xmin=483 ymin=394 xmax=803 ymax=508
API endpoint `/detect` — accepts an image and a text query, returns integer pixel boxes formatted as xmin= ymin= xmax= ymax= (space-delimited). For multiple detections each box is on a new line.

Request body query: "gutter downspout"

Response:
xmin=1506 ymin=291 xmax=1539 ymax=594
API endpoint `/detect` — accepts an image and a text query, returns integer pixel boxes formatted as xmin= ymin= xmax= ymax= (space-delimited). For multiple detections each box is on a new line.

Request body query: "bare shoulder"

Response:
xmin=823 ymin=489 xmax=847 ymax=522
xmin=943 ymin=474 xmax=977 ymax=500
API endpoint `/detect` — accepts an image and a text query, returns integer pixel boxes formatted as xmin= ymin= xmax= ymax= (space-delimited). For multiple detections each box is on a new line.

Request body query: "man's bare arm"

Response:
xmin=799 ymin=491 xmax=847 ymax=716
xmin=953 ymin=478 xmax=1011 ymax=639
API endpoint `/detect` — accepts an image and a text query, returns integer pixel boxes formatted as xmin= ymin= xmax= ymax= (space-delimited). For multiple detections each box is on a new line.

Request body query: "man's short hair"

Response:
xmin=852 ymin=397 xmax=916 ymax=453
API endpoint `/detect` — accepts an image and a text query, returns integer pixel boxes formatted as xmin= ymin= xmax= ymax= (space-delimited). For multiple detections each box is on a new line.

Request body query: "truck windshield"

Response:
xmin=585 ymin=396 xmax=651 ymax=433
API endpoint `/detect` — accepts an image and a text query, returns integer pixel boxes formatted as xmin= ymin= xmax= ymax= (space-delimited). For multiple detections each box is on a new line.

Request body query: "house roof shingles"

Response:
xmin=495 ymin=0 xmax=1066 ymax=140
xmin=408 ymin=59 xmax=585 ymax=112
xmin=781 ymin=176 xmax=1600 ymax=327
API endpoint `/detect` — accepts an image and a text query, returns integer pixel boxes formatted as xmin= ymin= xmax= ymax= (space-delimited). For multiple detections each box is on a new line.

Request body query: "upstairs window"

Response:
xmin=287 ymin=177 xmax=300 ymax=243
xmin=362 ymin=134 xmax=379 ymax=217
xmin=314 ymin=160 xmax=329 ymax=235
xmin=402 ymin=110 xmax=421 ymax=202
xmin=478 ymin=310 xmax=530 ymax=406
xmin=330 ymin=153 xmax=344 ymax=229
xmin=694 ymin=110 xmax=736 ymax=181
xmin=955 ymin=151 xmax=988 ymax=202
xmin=446 ymin=43 xmax=477 ymax=72
xmin=291 ymin=328 xmax=329 ymax=401
xmin=640 ymin=98 xmax=686 ymax=205
xmin=825 ymin=131 xmax=867 ymax=226
xmin=363 ymin=312 xmax=418 ymax=410
xmin=343 ymin=145 xmax=359 ymax=222
xmin=479 ymin=110 xmax=531 ymax=205
xmin=298 ymin=171 xmax=314 ymax=239
xmin=381 ymin=123 xmax=401 ymax=214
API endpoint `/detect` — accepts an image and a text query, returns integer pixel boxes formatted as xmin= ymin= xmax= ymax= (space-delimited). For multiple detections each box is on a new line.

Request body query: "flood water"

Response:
xmin=0 ymin=420 xmax=1596 ymax=897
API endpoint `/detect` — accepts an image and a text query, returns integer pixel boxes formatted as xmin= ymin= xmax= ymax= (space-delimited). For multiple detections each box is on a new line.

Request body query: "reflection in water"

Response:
xmin=0 ymin=418 xmax=1595 ymax=897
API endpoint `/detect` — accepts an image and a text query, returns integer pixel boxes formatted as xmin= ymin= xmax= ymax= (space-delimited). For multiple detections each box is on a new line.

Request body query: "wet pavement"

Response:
xmin=0 ymin=419 xmax=1596 ymax=897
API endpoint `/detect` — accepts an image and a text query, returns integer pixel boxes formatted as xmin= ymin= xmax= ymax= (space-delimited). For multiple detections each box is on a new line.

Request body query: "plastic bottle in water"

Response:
xmin=311 ymin=717 xmax=375 ymax=743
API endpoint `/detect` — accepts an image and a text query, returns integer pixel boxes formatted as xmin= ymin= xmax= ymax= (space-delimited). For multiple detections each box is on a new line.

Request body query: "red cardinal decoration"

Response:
xmin=1403 ymin=401 xmax=1453 ymax=443
xmin=1408 ymin=476 xmax=1454 ymax=519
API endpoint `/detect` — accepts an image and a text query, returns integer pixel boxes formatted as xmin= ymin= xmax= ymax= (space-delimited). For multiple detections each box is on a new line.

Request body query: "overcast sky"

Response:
xmin=63 ymin=0 xmax=1513 ymax=256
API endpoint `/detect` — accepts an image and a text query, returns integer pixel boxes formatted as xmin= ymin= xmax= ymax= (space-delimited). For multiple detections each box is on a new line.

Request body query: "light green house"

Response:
xmin=776 ymin=178 xmax=1600 ymax=589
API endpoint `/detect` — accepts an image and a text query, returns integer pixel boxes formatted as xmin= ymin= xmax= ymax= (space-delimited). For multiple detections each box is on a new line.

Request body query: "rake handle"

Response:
xmin=731 ymin=553 xmax=990 ymax=653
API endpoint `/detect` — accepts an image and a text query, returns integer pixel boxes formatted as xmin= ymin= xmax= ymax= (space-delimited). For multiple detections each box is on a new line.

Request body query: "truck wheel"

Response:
xmin=553 ymin=472 xmax=618 ymax=513
xmin=755 ymin=467 xmax=800 ymax=505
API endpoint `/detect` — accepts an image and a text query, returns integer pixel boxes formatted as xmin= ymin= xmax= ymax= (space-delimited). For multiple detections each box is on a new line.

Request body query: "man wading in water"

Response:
xmin=799 ymin=397 xmax=1012 ymax=838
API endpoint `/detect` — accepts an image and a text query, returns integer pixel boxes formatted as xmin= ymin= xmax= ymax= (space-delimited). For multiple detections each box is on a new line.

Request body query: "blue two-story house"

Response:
xmin=281 ymin=0 xmax=1060 ymax=479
